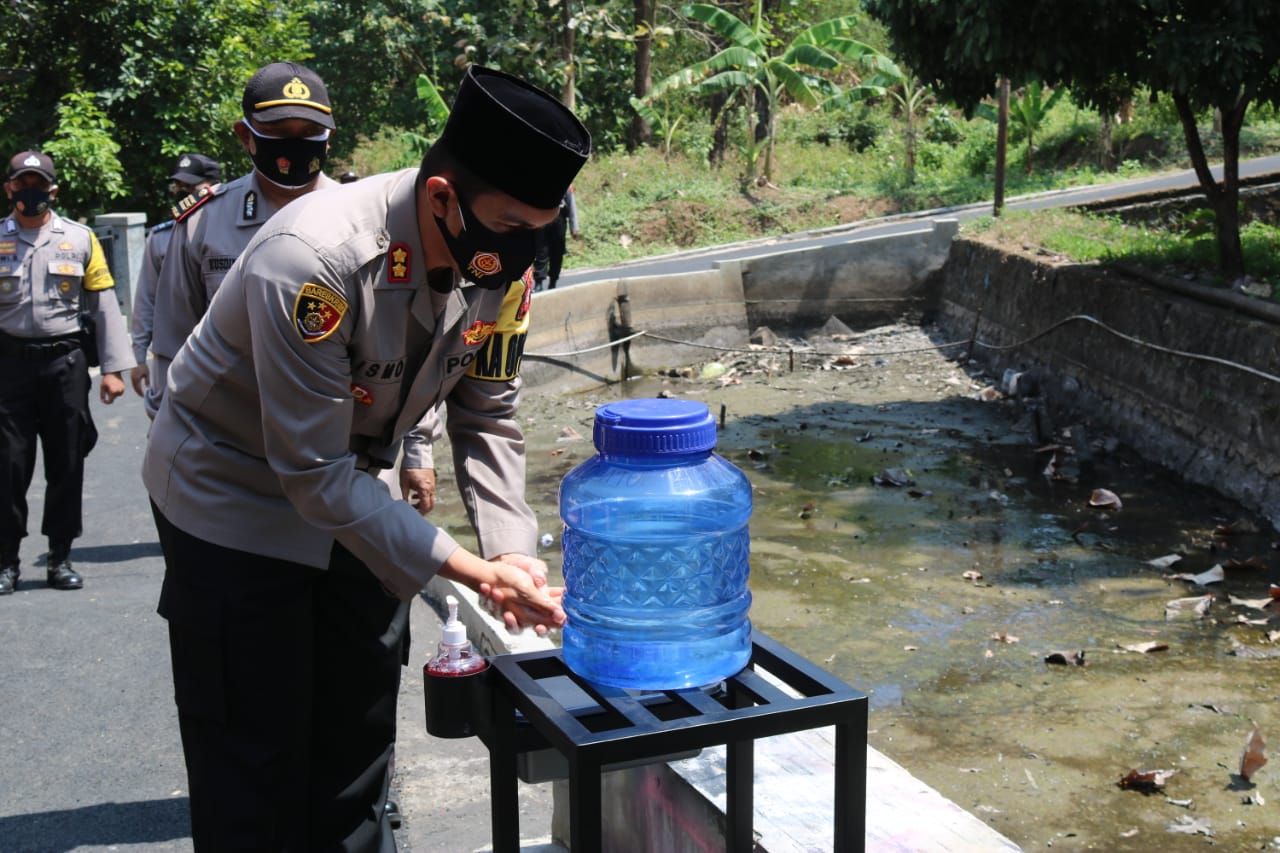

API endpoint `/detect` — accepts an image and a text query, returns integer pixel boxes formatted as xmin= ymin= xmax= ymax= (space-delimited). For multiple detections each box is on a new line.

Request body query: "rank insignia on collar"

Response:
xmin=387 ymin=242 xmax=411 ymax=283
xmin=293 ymin=282 xmax=348 ymax=343
xmin=243 ymin=190 xmax=258 ymax=220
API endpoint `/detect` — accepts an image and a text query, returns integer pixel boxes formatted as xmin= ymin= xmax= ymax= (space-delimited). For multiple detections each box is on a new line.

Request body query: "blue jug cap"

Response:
xmin=593 ymin=398 xmax=717 ymax=455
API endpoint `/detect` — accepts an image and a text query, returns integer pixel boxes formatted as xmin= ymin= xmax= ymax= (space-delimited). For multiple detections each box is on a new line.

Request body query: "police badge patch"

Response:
xmin=292 ymin=282 xmax=348 ymax=343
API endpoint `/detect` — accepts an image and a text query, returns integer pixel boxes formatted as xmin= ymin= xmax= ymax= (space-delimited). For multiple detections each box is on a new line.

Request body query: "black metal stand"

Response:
xmin=482 ymin=629 xmax=868 ymax=852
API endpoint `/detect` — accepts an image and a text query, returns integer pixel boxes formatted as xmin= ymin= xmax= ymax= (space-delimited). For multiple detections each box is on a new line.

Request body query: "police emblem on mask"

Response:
xmin=276 ymin=157 xmax=292 ymax=174
xmin=292 ymin=282 xmax=348 ymax=343
xmin=468 ymin=251 xmax=501 ymax=280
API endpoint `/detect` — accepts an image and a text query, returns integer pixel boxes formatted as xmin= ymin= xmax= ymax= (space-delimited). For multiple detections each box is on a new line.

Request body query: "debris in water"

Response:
xmin=1166 ymin=814 xmax=1213 ymax=837
xmin=1240 ymin=725 xmax=1268 ymax=782
xmin=1119 ymin=641 xmax=1168 ymax=654
xmin=1145 ymin=554 xmax=1182 ymax=569
xmin=1165 ymin=564 xmax=1225 ymax=586
xmin=1165 ymin=594 xmax=1213 ymax=620
xmin=1117 ymin=768 xmax=1176 ymax=793
xmin=1044 ymin=650 xmax=1086 ymax=666
xmin=1088 ymin=488 xmax=1123 ymax=511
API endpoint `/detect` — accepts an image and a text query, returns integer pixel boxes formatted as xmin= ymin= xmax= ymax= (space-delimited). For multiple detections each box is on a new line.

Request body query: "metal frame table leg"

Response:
xmin=568 ymin=755 xmax=604 ymax=850
xmin=489 ymin=688 xmax=520 ymax=853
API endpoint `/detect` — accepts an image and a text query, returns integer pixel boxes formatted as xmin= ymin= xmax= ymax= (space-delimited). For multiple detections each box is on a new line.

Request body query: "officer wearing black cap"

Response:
xmin=129 ymin=152 xmax=221 ymax=398
xmin=145 ymin=61 xmax=338 ymax=418
xmin=144 ymin=65 xmax=589 ymax=850
xmin=0 ymin=150 xmax=132 ymax=594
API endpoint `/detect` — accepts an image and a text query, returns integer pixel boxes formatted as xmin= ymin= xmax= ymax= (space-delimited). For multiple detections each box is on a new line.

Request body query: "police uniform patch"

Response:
xmin=466 ymin=251 xmax=501 ymax=281
xmin=293 ymin=282 xmax=348 ymax=343
xmin=1 ymin=279 xmax=13 ymax=293
xmin=172 ymin=186 xmax=214 ymax=221
xmin=387 ymin=243 xmax=411 ymax=283
xmin=0 ymin=240 xmax=16 ymax=255
xmin=58 ymin=241 xmax=74 ymax=251
xmin=516 ymin=269 xmax=533 ymax=322
xmin=351 ymin=384 xmax=374 ymax=405
xmin=59 ymin=280 xmax=71 ymax=292
xmin=57 ymin=262 xmax=75 ymax=275
xmin=244 ymin=191 xmax=258 ymax=220
xmin=462 ymin=320 xmax=496 ymax=346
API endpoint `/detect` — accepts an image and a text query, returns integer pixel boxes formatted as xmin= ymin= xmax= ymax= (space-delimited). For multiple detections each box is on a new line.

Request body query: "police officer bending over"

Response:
xmin=0 ymin=150 xmax=131 ymax=594
xmin=143 ymin=66 xmax=589 ymax=850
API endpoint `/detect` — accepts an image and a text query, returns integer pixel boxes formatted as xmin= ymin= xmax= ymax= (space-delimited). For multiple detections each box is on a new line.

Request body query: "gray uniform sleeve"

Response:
xmin=446 ymin=374 xmax=538 ymax=559
xmin=84 ymin=233 xmax=133 ymax=374
xmin=147 ymin=219 xmax=205 ymax=417
xmin=243 ymin=233 xmax=461 ymax=599
xmin=401 ymin=405 xmax=442 ymax=470
xmin=130 ymin=229 xmax=167 ymax=365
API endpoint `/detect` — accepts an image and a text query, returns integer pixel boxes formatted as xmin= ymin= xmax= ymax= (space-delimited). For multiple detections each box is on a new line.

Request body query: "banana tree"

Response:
xmin=641 ymin=1 xmax=889 ymax=186
xmin=824 ymin=57 xmax=934 ymax=185
xmin=975 ymin=80 xmax=1064 ymax=173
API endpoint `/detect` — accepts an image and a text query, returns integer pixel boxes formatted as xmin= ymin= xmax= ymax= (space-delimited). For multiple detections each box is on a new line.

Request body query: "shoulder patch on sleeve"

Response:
xmin=171 ymin=184 xmax=219 ymax=223
xmin=293 ymin=282 xmax=348 ymax=343
xmin=466 ymin=276 xmax=532 ymax=381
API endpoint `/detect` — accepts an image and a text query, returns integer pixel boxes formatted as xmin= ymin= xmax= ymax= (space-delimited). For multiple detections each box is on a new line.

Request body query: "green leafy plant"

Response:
xmin=974 ymin=80 xmax=1065 ymax=173
xmin=42 ymin=92 xmax=126 ymax=215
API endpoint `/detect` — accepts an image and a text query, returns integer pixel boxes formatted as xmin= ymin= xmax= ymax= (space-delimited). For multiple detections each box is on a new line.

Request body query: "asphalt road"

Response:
xmin=557 ymin=154 xmax=1280 ymax=288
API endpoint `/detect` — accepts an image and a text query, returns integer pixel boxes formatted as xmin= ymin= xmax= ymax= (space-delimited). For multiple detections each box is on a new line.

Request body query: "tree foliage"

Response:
xmin=864 ymin=0 xmax=1280 ymax=276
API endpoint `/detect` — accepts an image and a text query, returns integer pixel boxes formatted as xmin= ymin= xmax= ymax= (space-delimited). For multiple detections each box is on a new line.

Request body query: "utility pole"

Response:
xmin=994 ymin=77 xmax=1010 ymax=216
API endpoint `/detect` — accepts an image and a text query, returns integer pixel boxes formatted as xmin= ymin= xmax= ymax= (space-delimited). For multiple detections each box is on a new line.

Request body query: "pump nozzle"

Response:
xmin=442 ymin=594 xmax=468 ymax=650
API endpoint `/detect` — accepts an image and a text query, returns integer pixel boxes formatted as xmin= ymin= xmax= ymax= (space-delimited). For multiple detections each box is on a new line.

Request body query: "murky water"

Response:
xmin=437 ymin=327 xmax=1280 ymax=851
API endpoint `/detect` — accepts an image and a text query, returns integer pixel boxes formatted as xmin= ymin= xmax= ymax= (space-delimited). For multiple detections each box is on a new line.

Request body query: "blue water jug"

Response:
xmin=559 ymin=398 xmax=753 ymax=690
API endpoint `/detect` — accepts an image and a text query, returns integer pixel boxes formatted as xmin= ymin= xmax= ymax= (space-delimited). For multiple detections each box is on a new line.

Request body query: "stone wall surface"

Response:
xmin=934 ymin=237 xmax=1280 ymax=527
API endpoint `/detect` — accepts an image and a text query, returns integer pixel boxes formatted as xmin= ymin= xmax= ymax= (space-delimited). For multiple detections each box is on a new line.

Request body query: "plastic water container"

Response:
xmin=559 ymin=398 xmax=753 ymax=689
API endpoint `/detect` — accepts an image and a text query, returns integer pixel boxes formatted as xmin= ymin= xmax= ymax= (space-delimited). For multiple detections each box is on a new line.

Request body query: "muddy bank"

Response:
xmin=429 ymin=322 xmax=1280 ymax=851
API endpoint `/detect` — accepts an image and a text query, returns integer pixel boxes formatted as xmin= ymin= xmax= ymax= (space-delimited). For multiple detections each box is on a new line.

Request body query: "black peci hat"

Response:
xmin=439 ymin=66 xmax=590 ymax=209
xmin=242 ymin=62 xmax=335 ymax=130
xmin=170 ymin=153 xmax=222 ymax=185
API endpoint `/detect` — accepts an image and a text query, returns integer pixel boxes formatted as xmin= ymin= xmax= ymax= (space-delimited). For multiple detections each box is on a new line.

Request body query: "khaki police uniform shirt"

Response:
xmin=0 ymin=212 xmax=132 ymax=372
xmin=142 ymin=168 xmax=536 ymax=599
xmin=146 ymin=170 xmax=338 ymax=416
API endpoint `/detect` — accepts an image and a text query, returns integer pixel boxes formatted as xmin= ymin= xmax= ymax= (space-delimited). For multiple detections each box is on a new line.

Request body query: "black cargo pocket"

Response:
xmin=159 ymin=574 xmax=228 ymax=725
xmin=80 ymin=408 xmax=98 ymax=457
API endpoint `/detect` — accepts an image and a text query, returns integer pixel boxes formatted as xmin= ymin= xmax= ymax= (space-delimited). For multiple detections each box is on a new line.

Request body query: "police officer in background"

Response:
xmin=143 ymin=65 xmax=588 ymax=850
xmin=0 ymin=151 xmax=132 ymax=594
xmin=129 ymin=152 xmax=221 ymax=398
xmin=145 ymin=61 xmax=338 ymax=419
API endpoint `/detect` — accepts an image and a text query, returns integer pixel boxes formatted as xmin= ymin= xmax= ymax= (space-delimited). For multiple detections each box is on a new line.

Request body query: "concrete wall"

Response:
xmin=933 ymin=237 xmax=1280 ymax=528
xmin=520 ymin=219 xmax=959 ymax=394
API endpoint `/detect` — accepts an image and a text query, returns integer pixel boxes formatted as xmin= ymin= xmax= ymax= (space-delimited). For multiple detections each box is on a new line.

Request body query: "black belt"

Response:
xmin=0 ymin=331 xmax=83 ymax=361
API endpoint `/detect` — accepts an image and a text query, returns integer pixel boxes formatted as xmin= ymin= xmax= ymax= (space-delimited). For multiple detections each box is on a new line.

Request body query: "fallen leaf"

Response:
xmin=1119 ymin=828 xmax=1140 ymax=838
xmin=1146 ymin=554 xmax=1183 ymax=569
xmin=1166 ymin=564 xmax=1225 ymax=586
xmin=991 ymin=631 xmax=1020 ymax=644
xmin=963 ymin=570 xmax=983 ymax=582
xmin=1044 ymin=650 xmax=1086 ymax=666
xmin=1227 ymin=594 xmax=1274 ymax=610
xmin=1167 ymin=815 xmax=1213 ymax=836
xmin=1165 ymin=797 xmax=1193 ymax=808
xmin=871 ymin=467 xmax=915 ymax=487
xmin=1165 ymin=594 xmax=1213 ymax=620
xmin=1225 ymin=556 xmax=1268 ymax=571
xmin=903 ymin=645 xmax=918 ymax=652
xmin=1120 ymin=641 xmax=1169 ymax=654
xmin=1089 ymin=488 xmax=1123 ymax=511
xmin=1118 ymin=768 xmax=1176 ymax=792
xmin=556 ymin=426 xmax=582 ymax=442
xmin=1271 ymin=584 xmax=1280 ymax=600
xmin=798 ymin=501 xmax=816 ymax=520
xmin=1236 ymin=615 xmax=1271 ymax=627
xmin=1241 ymin=725 xmax=1268 ymax=782
xmin=1216 ymin=518 xmax=1260 ymax=535
xmin=549 ymin=448 xmax=565 ymax=457
xmin=976 ymin=386 xmax=1001 ymax=401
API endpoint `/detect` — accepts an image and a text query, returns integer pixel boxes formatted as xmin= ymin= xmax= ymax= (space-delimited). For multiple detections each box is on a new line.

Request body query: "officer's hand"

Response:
xmin=494 ymin=552 xmax=548 ymax=588
xmin=100 ymin=372 xmax=126 ymax=405
xmin=130 ymin=364 xmax=149 ymax=397
xmin=400 ymin=467 xmax=436 ymax=515
xmin=479 ymin=562 xmax=565 ymax=634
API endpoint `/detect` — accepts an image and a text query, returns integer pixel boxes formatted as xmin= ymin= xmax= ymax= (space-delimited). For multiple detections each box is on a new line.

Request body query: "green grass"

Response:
xmin=555 ymin=94 xmax=1280 ymax=305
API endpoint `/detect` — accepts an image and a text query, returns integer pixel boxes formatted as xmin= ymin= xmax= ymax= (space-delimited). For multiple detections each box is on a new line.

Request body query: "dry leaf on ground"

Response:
xmin=1146 ymin=554 xmax=1182 ymax=569
xmin=1166 ymin=564 xmax=1225 ymax=586
xmin=1165 ymin=594 xmax=1213 ymax=620
xmin=1120 ymin=641 xmax=1169 ymax=654
xmin=1241 ymin=726 xmax=1268 ymax=782
xmin=1118 ymin=768 xmax=1176 ymax=792
xmin=1089 ymin=488 xmax=1123 ymax=511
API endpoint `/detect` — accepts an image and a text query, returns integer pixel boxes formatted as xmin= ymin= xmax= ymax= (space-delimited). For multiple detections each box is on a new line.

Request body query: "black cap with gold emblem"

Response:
xmin=242 ymin=62 xmax=335 ymax=130
xmin=439 ymin=65 xmax=590 ymax=210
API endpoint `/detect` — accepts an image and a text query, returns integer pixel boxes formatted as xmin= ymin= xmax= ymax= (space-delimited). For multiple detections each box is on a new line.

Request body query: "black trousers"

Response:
xmin=533 ymin=211 xmax=568 ymax=289
xmin=0 ymin=348 xmax=93 ymax=557
xmin=152 ymin=504 xmax=408 ymax=853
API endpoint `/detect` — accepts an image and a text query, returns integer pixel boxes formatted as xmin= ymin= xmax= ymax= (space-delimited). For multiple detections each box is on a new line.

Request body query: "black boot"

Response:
xmin=0 ymin=563 xmax=18 ymax=595
xmin=47 ymin=541 xmax=81 ymax=590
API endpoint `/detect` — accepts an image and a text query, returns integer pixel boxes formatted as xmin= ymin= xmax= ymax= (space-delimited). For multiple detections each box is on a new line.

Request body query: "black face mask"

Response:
xmin=12 ymin=188 xmax=51 ymax=216
xmin=247 ymin=125 xmax=329 ymax=188
xmin=433 ymin=188 xmax=537 ymax=290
